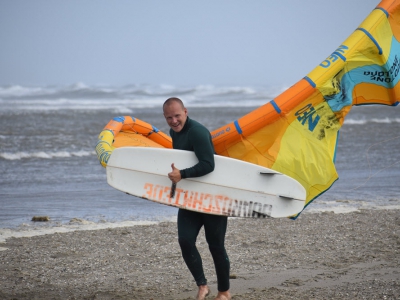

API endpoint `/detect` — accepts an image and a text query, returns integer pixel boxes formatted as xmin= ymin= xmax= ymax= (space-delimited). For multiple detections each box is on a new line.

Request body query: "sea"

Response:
xmin=0 ymin=83 xmax=399 ymax=232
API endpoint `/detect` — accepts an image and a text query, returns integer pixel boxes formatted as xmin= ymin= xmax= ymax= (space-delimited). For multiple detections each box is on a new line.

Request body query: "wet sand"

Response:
xmin=0 ymin=209 xmax=399 ymax=299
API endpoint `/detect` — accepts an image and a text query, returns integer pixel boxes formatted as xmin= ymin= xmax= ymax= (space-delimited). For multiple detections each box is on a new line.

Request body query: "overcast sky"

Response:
xmin=0 ymin=0 xmax=380 ymax=87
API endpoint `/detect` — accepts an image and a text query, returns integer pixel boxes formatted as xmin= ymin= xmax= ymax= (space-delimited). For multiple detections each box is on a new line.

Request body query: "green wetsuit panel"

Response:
xmin=169 ymin=117 xmax=215 ymax=179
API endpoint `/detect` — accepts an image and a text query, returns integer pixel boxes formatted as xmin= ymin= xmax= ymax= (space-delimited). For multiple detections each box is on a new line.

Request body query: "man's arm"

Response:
xmin=180 ymin=126 xmax=215 ymax=179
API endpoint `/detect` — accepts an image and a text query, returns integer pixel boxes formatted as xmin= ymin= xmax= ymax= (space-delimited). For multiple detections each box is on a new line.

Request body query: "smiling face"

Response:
xmin=163 ymin=99 xmax=188 ymax=132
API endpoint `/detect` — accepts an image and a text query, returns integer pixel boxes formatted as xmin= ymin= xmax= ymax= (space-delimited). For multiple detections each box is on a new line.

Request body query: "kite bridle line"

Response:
xmin=349 ymin=135 xmax=400 ymax=191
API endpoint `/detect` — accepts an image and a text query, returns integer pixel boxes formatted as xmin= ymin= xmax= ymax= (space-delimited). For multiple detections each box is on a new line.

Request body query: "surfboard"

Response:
xmin=106 ymin=147 xmax=306 ymax=218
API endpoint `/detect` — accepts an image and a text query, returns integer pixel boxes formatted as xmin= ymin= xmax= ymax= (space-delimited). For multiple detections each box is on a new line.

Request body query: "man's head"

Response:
xmin=163 ymin=97 xmax=188 ymax=133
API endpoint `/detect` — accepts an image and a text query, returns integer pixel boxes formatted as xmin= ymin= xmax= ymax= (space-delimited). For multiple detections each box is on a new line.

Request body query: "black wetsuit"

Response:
xmin=170 ymin=117 xmax=230 ymax=292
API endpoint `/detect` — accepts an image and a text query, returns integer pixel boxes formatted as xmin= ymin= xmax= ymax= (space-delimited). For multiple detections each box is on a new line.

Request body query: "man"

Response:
xmin=163 ymin=97 xmax=231 ymax=300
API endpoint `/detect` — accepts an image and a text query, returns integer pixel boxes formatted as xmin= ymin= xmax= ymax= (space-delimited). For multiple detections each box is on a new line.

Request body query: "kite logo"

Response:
xmin=295 ymin=104 xmax=320 ymax=132
xmin=364 ymin=55 xmax=400 ymax=83
xmin=212 ymin=126 xmax=231 ymax=139
xmin=319 ymin=45 xmax=349 ymax=68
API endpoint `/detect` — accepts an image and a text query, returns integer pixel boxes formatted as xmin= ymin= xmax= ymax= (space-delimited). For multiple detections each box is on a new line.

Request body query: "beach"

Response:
xmin=0 ymin=208 xmax=399 ymax=300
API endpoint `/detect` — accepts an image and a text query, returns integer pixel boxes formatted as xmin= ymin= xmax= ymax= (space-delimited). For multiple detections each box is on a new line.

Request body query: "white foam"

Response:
xmin=344 ymin=119 xmax=367 ymax=125
xmin=345 ymin=117 xmax=399 ymax=125
xmin=113 ymin=106 xmax=133 ymax=114
xmin=0 ymin=85 xmax=48 ymax=97
xmin=372 ymin=117 xmax=392 ymax=123
xmin=305 ymin=203 xmax=400 ymax=214
xmin=0 ymin=150 xmax=96 ymax=160
xmin=0 ymin=219 xmax=162 ymax=249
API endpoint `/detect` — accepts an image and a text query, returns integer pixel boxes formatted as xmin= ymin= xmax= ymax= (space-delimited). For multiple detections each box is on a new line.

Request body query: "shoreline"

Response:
xmin=0 ymin=208 xmax=399 ymax=299
xmin=1 ymin=204 xmax=399 ymax=246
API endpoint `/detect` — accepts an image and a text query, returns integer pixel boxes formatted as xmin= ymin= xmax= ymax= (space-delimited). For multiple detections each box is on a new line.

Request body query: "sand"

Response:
xmin=0 ymin=209 xmax=399 ymax=300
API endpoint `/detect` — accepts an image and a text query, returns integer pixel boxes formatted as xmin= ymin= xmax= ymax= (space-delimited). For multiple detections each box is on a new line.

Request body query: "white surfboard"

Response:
xmin=106 ymin=147 xmax=306 ymax=218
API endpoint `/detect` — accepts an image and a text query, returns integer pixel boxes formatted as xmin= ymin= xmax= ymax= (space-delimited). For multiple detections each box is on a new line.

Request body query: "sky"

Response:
xmin=0 ymin=0 xmax=381 ymax=87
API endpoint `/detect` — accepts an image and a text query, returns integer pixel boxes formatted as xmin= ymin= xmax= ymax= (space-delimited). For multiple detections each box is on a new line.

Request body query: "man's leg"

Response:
xmin=203 ymin=214 xmax=230 ymax=296
xmin=177 ymin=209 xmax=207 ymax=287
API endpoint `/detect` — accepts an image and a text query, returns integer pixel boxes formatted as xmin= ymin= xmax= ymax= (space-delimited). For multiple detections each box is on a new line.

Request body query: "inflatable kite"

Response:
xmin=96 ymin=0 xmax=400 ymax=218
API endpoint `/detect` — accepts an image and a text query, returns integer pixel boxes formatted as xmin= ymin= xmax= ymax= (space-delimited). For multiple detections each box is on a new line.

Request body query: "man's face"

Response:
xmin=163 ymin=101 xmax=188 ymax=132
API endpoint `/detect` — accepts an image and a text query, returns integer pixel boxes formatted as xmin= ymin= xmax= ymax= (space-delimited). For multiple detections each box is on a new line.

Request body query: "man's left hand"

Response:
xmin=168 ymin=163 xmax=182 ymax=183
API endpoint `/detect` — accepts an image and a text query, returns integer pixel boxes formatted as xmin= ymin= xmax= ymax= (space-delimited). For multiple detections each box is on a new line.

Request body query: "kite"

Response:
xmin=96 ymin=0 xmax=400 ymax=218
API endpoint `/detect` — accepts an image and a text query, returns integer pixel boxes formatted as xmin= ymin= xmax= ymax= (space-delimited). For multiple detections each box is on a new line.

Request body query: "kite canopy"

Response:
xmin=210 ymin=0 xmax=400 ymax=218
xmin=96 ymin=0 xmax=400 ymax=218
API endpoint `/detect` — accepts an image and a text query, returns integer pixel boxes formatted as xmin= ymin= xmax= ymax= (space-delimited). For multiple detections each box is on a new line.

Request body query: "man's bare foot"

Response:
xmin=196 ymin=285 xmax=210 ymax=300
xmin=214 ymin=290 xmax=231 ymax=300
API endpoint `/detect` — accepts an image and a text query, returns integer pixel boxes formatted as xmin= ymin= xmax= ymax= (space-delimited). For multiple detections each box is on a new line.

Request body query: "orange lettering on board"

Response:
xmin=152 ymin=185 xmax=163 ymax=200
xmin=214 ymin=195 xmax=223 ymax=214
xmin=164 ymin=186 xmax=172 ymax=203
xmin=191 ymin=192 xmax=203 ymax=210
xmin=183 ymin=191 xmax=193 ymax=207
xmin=144 ymin=184 xmax=242 ymax=217
xmin=157 ymin=185 xmax=164 ymax=201
xmin=221 ymin=196 xmax=231 ymax=215
xmin=174 ymin=188 xmax=184 ymax=205
xmin=143 ymin=183 xmax=153 ymax=199
xmin=202 ymin=194 xmax=213 ymax=212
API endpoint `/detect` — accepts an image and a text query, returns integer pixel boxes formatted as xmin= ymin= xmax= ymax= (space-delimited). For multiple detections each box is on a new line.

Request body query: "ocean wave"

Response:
xmin=0 ymin=83 xmax=279 ymax=98
xmin=0 ymin=150 xmax=96 ymax=160
xmin=371 ymin=117 xmax=400 ymax=123
xmin=0 ymin=85 xmax=53 ymax=97
xmin=344 ymin=118 xmax=400 ymax=125
xmin=0 ymin=83 xmax=278 ymax=111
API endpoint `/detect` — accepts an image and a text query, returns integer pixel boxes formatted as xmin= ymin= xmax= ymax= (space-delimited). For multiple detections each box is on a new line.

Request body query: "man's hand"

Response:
xmin=168 ymin=163 xmax=182 ymax=183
